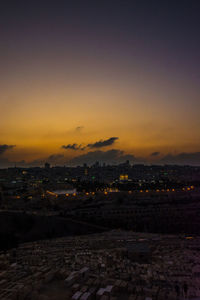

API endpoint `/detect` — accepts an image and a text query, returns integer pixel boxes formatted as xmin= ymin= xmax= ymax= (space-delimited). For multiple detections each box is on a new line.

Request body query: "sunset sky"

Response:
xmin=1 ymin=1 xmax=200 ymax=166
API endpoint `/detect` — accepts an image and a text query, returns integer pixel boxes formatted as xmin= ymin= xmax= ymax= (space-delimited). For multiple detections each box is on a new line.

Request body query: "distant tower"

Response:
xmin=45 ymin=162 xmax=50 ymax=169
xmin=95 ymin=161 xmax=100 ymax=167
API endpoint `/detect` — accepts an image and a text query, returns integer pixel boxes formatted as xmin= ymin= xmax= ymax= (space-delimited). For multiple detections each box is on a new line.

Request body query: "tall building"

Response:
xmin=44 ymin=162 xmax=50 ymax=169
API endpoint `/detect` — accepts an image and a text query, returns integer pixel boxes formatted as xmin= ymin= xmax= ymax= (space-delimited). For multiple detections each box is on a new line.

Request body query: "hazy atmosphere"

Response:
xmin=1 ymin=0 xmax=200 ymax=167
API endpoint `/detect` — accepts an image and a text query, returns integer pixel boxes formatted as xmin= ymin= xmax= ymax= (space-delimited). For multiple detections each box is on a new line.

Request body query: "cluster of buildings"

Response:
xmin=0 ymin=230 xmax=200 ymax=299
xmin=1 ymin=164 xmax=200 ymax=193
xmin=1 ymin=165 xmax=200 ymax=237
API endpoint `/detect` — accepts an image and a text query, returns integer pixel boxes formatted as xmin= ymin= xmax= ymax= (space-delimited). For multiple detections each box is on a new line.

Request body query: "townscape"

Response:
xmin=1 ymin=0 xmax=200 ymax=299
xmin=0 ymin=164 xmax=200 ymax=299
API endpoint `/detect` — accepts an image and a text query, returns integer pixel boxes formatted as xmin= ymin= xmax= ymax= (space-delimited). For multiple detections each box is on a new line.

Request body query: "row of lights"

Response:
xmin=46 ymin=186 xmax=195 ymax=198
xmin=136 ymin=186 xmax=194 ymax=193
xmin=68 ymin=186 xmax=195 ymax=196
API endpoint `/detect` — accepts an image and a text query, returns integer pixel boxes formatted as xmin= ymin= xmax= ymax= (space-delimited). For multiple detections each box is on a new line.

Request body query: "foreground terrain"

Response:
xmin=0 ymin=230 xmax=200 ymax=300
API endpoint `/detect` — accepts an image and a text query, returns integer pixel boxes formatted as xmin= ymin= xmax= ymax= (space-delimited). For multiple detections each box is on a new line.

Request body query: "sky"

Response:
xmin=0 ymin=0 xmax=200 ymax=167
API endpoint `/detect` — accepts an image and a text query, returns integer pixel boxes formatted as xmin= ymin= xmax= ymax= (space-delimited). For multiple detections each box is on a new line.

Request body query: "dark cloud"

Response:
xmin=68 ymin=149 xmax=144 ymax=166
xmin=159 ymin=152 xmax=200 ymax=165
xmin=61 ymin=144 xmax=84 ymax=151
xmin=0 ymin=157 xmax=24 ymax=168
xmin=27 ymin=154 xmax=66 ymax=167
xmin=151 ymin=151 xmax=160 ymax=156
xmin=61 ymin=137 xmax=119 ymax=152
xmin=0 ymin=157 xmax=12 ymax=168
xmin=1 ymin=147 xmax=200 ymax=168
xmin=87 ymin=137 xmax=119 ymax=149
xmin=0 ymin=144 xmax=15 ymax=155
xmin=75 ymin=126 xmax=84 ymax=132
xmin=47 ymin=154 xmax=64 ymax=162
xmin=0 ymin=158 xmax=32 ymax=168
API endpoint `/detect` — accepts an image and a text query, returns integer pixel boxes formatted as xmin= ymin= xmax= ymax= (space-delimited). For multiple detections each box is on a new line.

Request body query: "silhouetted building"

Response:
xmin=45 ymin=162 xmax=50 ymax=169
